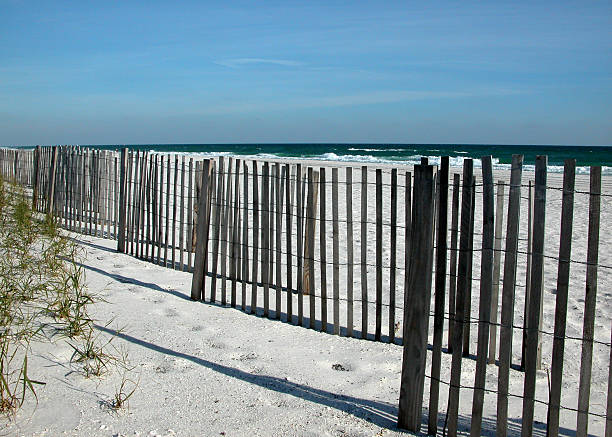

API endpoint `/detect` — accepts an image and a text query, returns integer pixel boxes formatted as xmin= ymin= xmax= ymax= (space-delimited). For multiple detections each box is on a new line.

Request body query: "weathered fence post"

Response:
xmin=190 ymin=159 xmax=212 ymax=301
xmin=576 ymin=165 xmax=601 ymax=437
xmin=447 ymin=159 xmax=475 ymax=437
xmin=428 ymin=156 xmax=449 ymax=435
xmin=546 ymin=159 xmax=576 ymax=436
xmin=470 ymin=156 xmax=495 ymax=436
xmin=488 ymin=180 xmax=505 ymax=364
xmin=497 ymin=155 xmax=524 ymax=436
xmin=397 ymin=163 xmax=435 ymax=432
xmin=521 ymin=155 xmax=547 ymax=437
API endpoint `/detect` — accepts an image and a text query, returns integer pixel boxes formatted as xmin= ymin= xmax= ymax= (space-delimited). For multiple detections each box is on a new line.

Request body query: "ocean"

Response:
xmin=85 ymin=143 xmax=612 ymax=174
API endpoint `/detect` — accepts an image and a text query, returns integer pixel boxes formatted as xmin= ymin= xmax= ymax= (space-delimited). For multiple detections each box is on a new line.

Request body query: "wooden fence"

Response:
xmin=1 ymin=145 xmax=610 ymax=436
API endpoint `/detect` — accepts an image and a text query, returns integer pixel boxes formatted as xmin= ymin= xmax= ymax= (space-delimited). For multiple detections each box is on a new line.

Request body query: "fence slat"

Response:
xmin=546 ymin=159 xmax=576 ymax=436
xmin=375 ymin=169 xmax=383 ymax=341
xmin=285 ymin=164 xmax=293 ymax=322
xmin=251 ymin=161 xmax=260 ymax=315
xmin=319 ymin=168 xmax=328 ymax=332
xmin=522 ymin=180 xmax=534 ymax=370
xmin=463 ymin=177 xmax=476 ymax=357
xmin=179 ymin=157 xmax=186 ymax=270
xmin=297 ymin=164 xmax=304 ymax=326
xmin=403 ymin=171 xmax=412 ymax=347
xmin=190 ymin=159 xmax=211 ymax=301
xmin=361 ymin=166 xmax=368 ymax=339
xmin=117 ymin=148 xmax=127 ymax=252
xmin=210 ymin=157 xmax=225 ymax=302
xmin=389 ymin=169 xmax=397 ymax=344
xmin=448 ymin=173 xmax=460 ymax=352
xmin=221 ymin=158 xmax=234 ymax=306
xmin=397 ymin=164 xmax=435 ymax=432
xmin=262 ymin=162 xmax=270 ymax=317
xmin=305 ymin=167 xmax=316 ymax=328
xmin=346 ymin=167 xmax=354 ymax=338
xmin=332 ymin=167 xmax=340 ymax=335
xmin=521 ymin=155 xmax=548 ymax=437
xmin=470 ymin=156 xmax=495 ymax=436
xmin=576 ymin=165 xmax=602 ymax=437
xmin=242 ymin=161 xmax=250 ymax=311
xmin=488 ymin=180 xmax=505 ymax=364
xmin=187 ymin=158 xmax=194 ymax=271
xmin=231 ymin=159 xmax=241 ymax=308
xmin=428 ymin=156 xmax=449 ymax=435
xmin=496 ymin=154 xmax=524 ymax=437
xmin=447 ymin=159 xmax=474 ymax=437
xmin=275 ymin=163 xmax=284 ymax=319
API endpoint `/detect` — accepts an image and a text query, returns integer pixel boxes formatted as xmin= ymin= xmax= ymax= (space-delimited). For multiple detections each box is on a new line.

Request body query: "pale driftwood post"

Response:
xmin=332 ymin=167 xmax=340 ymax=335
xmin=242 ymin=161 xmax=250 ymax=311
xmin=389 ymin=169 xmax=397 ymax=343
xmin=361 ymin=166 xmax=368 ymax=339
xmin=448 ymin=173 xmax=460 ymax=352
xmin=496 ymin=155 xmax=523 ymax=436
xmin=262 ymin=162 xmax=270 ymax=317
xmin=470 ymin=156 xmax=495 ymax=436
xmin=346 ymin=167 xmax=354 ymax=338
xmin=447 ymin=159 xmax=474 ymax=437
xmin=190 ymin=159 xmax=211 ymax=301
xmin=375 ymin=168 xmax=383 ymax=341
xmin=546 ymin=159 xmax=576 ymax=437
xmin=428 ymin=156 xmax=449 ymax=435
xmin=576 ymin=165 xmax=601 ymax=437
xmin=296 ymin=164 xmax=304 ymax=326
xmin=319 ymin=167 xmax=328 ymax=332
xmin=275 ymin=163 xmax=284 ymax=319
xmin=488 ymin=180 xmax=505 ymax=364
xmin=521 ymin=156 xmax=547 ymax=437
xmin=117 ymin=148 xmax=128 ymax=252
xmin=251 ymin=161 xmax=260 ymax=315
xmin=397 ymin=164 xmax=435 ymax=432
xmin=522 ymin=179 xmax=534 ymax=370
xmin=285 ymin=164 xmax=293 ymax=322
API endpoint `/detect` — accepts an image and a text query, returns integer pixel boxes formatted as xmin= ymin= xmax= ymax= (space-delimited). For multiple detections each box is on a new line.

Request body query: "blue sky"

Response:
xmin=1 ymin=1 xmax=611 ymax=145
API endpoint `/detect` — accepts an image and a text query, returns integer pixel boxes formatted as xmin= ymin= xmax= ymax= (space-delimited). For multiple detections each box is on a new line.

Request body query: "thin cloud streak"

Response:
xmin=195 ymin=88 xmax=525 ymax=115
xmin=214 ymin=58 xmax=305 ymax=68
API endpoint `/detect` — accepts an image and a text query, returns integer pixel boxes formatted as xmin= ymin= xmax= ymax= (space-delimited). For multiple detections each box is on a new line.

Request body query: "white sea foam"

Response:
xmin=148 ymin=150 xmax=612 ymax=175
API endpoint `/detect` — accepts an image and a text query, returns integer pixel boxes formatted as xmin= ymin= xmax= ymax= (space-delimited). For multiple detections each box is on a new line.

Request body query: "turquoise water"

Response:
xmin=88 ymin=143 xmax=612 ymax=174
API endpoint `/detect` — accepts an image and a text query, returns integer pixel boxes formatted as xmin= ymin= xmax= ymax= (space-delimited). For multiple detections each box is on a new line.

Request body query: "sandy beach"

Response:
xmin=2 ymin=158 xmax=611 ymax=437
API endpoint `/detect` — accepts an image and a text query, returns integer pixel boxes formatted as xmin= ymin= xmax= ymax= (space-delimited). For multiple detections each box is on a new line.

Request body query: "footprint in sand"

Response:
xmin=164 ymin=308 xmax=179 ymax=317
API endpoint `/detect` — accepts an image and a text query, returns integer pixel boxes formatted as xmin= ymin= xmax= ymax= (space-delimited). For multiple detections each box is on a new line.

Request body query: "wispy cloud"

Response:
xmin=214 ymin=58 xmax=304 ymax=68
xmin=194 ymin=88 xmax=525 ymax=115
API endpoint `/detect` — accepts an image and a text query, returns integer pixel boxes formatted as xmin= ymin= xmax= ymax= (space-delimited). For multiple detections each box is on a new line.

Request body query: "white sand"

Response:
xmin=2 ymin=159 xmax=611 ymax=436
